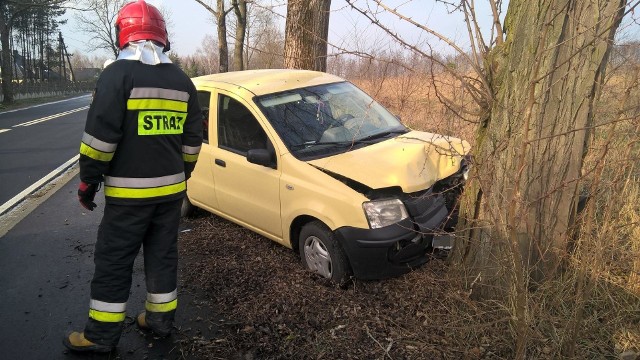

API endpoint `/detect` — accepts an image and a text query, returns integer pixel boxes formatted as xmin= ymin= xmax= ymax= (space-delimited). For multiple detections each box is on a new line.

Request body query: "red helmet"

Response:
xmin=115 ymin=0 xmax=169 ymax=50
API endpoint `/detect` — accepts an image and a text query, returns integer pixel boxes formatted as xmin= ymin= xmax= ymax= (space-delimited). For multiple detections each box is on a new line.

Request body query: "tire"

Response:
xmin=299 ymin=220 xmax=351 ymax=283
xmin=180 ymin=196 xmax=195 ymax=218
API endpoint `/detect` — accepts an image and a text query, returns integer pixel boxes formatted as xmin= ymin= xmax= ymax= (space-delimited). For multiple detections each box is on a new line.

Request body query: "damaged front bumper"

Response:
xmin=335 ymin=157 xmax=470 ymax=280
xmin=335 ymin=191 xmax=454 ymax=280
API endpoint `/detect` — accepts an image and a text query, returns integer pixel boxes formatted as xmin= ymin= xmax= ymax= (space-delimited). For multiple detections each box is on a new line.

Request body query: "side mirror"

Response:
xmin=247 ymin=148 xmax=276 ymax=169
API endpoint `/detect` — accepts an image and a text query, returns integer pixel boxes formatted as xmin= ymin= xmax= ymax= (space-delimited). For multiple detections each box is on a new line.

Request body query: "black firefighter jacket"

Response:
xmin=79 ymin=59 xmax=203 ymax=205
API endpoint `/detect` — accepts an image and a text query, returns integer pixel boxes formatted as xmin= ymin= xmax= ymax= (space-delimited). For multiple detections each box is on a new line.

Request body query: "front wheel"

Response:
xmin=299 ymin=221 xmax=351 ymax=283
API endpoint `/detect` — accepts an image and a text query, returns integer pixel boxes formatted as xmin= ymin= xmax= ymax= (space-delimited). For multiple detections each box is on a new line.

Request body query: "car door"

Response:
xmin=211 ymin=92 xmax=283 ymax=239
xmin=186 ymin=89 xmax=219 ymax=210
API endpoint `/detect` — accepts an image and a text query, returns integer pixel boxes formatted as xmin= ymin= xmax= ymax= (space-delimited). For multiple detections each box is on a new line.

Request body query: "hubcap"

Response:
xmin=303 ymin=235 xmax=332 ymax=278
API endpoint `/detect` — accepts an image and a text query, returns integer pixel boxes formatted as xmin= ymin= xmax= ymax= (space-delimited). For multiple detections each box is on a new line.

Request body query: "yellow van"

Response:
xmin=186 ymin=69 xmax=471 ymax=283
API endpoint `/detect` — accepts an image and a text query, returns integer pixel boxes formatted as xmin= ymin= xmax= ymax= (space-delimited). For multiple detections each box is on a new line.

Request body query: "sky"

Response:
xmin=59 ymin=0 xmax=504 ymax=59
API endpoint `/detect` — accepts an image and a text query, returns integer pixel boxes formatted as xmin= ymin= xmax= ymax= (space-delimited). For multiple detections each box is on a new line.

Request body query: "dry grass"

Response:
xmin=175 ymin=65 xmax=639 ymax=359
xmin=352 ymin=72 xmax=479 ymax=143
xmin=355 ymin=66 xmax=640 ymax=358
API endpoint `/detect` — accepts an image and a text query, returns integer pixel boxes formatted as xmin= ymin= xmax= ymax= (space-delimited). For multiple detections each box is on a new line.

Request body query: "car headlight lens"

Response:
xmin=363 ymin=199 xmax=409 ymax=229
xmin=461 ymin=155 xmax=473 ymax=180
xmin=462 ymin=165 xmax=470 ymax=180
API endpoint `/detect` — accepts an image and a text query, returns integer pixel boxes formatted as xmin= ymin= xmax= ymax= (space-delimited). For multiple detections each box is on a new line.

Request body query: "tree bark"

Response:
xmin=0 ymin=3 xmax=13 ymax=104
xmin=457 ymin=0 xmax=626 ymax=281
xmin=231 ymin=0 xmax=246 ymax=71
xmin=283 ymin=0 xmax=331 ymax=71
xmin=216 ymin=0 xmax=228 ymax=73
xmin=452 ymin=1 xmax=626 ymax=355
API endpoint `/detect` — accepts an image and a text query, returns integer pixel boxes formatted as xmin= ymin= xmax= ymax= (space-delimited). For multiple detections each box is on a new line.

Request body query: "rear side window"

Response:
xmin=217 ymin=95 xmax=268 ymax=154
xmin=197 ymin=91 xmax=211 ymax=143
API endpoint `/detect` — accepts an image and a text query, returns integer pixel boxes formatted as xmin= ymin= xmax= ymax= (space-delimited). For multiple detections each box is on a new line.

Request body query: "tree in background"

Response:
xmin=12 ymin=2 xmax=66 ymax=79
xmin=194 ymin=0 xmax=229 ymax=72
xmin=74 ymin=0 xmax=174 ymax=60
xmin=283 ymin=0 xmax=330 ymax=71
xmin=231 ymin=0 xmax=246 ymax=71
xmin=73 ymin=0 xmax=124 ymax=58
xmin=70 ymin=49 xmax=107 ymax=70
xmin=194 ymin=34 xmax=220 ymax=74
xmin=0 ymin=0 xmax=66 ymax=104
xmin=194 ymin=0 xmax=247 ymax=73
xmin=244 ymin=2 xmax=283 ymax=69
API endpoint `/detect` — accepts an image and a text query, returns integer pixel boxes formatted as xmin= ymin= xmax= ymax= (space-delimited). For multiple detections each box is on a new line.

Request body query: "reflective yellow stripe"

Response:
xmin=105 ymin=182 xmax=186 ymax=199
xmin=145 ymin=299 xmax=178 ymax=313
xmin=89 ymin=309 xmax=126 ymax=323
xmin=80 ymin=143 xmax=114 ymax=162
xmin=182 ymin=153 xmax=199 ymax=162
xmin=127 ymin=98 xmax=187 ymax=112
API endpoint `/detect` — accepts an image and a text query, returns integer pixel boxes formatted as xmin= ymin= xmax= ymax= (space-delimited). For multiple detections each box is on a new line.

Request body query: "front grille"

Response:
xmin=402 ymin=188 xmax=449 ymax=235
xmin=403 ymin=188 xmax=436 ymax=216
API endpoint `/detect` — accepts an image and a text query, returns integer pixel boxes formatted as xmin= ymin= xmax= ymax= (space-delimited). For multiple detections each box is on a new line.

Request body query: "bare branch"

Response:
xmin=488 ymin=0 xmax=504 ymax=45
xmin=193 ymin=0 xmax=218 ymax=17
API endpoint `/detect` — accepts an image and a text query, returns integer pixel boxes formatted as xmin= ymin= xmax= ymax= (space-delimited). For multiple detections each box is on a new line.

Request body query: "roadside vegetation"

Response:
xmin=174 ymin=44 xmax=640 ymax=358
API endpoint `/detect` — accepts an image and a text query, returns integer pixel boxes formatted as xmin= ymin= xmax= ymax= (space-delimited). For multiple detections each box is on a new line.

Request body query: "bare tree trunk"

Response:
xmin=284 ymin=0 xmax=331 ymax=71
xmin=193 ymin=0 xmax=230 ymax=73
xmin=216 ymin=0 xmax=228 ymax=73
xmin=0 ymin=5 xmax=13 ymax=104
xmin=231 ymin=0 xmax=246 ymax=71
xmin=452 ymin=0 xmax=626 ymax=357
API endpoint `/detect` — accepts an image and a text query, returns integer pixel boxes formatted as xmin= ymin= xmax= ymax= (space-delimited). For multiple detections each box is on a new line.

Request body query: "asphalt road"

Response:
xmin=0 ymin=171 xmax=218 ymax=359
xmin=0 ymin=95 xmax=91 ymax=207
xmin=0 ymin=98 xmax=218 ymax=358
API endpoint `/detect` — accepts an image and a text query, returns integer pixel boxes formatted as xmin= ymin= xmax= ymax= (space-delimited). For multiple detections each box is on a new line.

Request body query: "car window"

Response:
xmin=197 ymin=91 xmax=211 ymax=143
xmin=217 ymin=95 xmax=268 ymax=154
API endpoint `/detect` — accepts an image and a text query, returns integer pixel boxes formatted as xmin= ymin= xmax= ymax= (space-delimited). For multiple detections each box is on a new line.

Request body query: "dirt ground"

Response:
xmin=175 ymin=211 xmax=512 ymax=360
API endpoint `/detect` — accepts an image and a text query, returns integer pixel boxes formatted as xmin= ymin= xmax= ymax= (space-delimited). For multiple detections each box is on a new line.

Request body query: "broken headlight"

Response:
xmin=363 ymin=198 xmax=409 ymax=229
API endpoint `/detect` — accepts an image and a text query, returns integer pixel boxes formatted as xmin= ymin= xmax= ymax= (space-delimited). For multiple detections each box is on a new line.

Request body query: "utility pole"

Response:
xmin=62 ymin=36 xmax=74 ymax=82
xmin=58 ymin=32 xmax=66 ymax=81
xmin=56 ymin=32 xmax=75 ymax=82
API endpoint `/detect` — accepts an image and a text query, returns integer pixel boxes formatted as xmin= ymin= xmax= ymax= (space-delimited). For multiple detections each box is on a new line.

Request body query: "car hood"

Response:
xmin=307 ymin=130 xmax=471 ymax=193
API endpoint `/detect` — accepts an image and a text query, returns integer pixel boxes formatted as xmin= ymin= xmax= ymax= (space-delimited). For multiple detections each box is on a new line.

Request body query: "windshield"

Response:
xmin=256 ymin=81 xmax=408 ymax=159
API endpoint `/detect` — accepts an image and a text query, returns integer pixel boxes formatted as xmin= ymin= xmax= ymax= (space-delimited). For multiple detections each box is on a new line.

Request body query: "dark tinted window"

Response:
xmin=197 ymin=91 xmax=211 ymax=143
xmin=217 ymin=95 xmax=268 ymax=154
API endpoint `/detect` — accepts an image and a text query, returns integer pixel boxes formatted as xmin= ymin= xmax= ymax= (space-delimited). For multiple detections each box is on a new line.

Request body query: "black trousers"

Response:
xmin=84 ymin=198 xmax=182 ymax=346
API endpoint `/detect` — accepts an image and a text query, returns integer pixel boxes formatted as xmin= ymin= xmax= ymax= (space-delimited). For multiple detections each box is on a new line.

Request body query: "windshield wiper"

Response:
xmin=355 ymin=129 xmax=407 ymax=142
xmin=290 ymin=140 xmax=360 ymax=150
xmin=290 ymin=141 xmax=318 ymax=150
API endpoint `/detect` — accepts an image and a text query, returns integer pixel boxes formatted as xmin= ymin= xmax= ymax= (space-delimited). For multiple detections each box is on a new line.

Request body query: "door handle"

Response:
xmin=215 ymin=159 xmax=226 ymax=167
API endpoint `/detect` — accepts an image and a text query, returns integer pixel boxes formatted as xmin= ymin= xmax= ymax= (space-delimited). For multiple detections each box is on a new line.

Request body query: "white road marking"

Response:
xmin=13 ymin=106 xmax=89 ymax=127
xmin=0 ymin=155 xmax=79 ymax=216
xmin=0 ymin=129 xmax=10 ymax=134
xmin=0 ymin=94 xmax=91 ymax=115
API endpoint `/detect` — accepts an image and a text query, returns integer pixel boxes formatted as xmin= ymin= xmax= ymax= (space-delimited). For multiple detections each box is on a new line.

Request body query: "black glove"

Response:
xmin=78 ymin=181 xmax=99 ymax=211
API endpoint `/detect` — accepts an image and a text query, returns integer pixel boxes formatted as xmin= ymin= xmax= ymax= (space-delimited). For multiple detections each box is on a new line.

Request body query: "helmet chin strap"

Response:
xmin=116 ymin=40 xmax=172 ymax=65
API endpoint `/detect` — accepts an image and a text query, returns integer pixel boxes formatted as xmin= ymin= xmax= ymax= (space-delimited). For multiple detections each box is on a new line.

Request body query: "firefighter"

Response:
xmin=63 ymin=0 xmax=203 ymax=353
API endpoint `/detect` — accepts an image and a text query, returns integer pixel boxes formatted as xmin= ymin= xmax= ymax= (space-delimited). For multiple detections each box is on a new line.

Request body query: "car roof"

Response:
xmin=191 ymin=69 xmax=345 ymax=96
